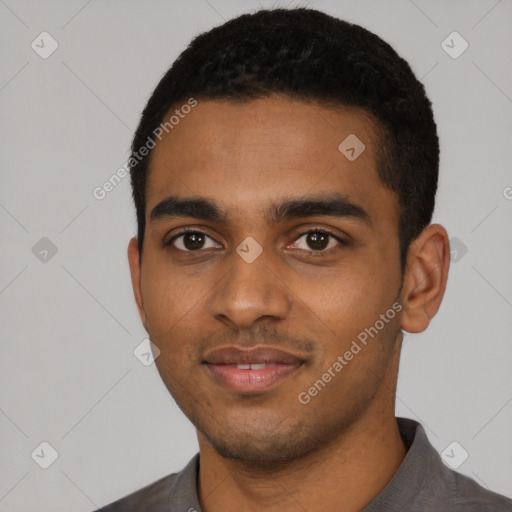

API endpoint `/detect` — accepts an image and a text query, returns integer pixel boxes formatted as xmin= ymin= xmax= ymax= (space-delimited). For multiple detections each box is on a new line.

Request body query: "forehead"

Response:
xmin=146 ymin=96 xmax=395 ymax=225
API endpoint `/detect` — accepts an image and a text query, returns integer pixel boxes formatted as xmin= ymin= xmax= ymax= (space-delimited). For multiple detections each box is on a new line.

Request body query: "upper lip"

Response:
xmin=203 ymin=346 xmax=306 ymax=365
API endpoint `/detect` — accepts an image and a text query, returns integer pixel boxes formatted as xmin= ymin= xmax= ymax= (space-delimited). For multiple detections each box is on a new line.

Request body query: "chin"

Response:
xmin=199 ymin=418 xmax=320 ymax=464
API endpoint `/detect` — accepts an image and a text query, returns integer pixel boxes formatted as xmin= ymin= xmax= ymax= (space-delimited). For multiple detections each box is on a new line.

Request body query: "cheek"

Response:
xmin=295 ymin=256 xmax=400 ymax=373
xmin=140 ymin=260 xmax=196 ymax=343
xmin=140 ymin=257 xmax=218 ymax=366
xmin=142 ymin=271 xmax=200 ymax=385
xmin=304 ymin=265 xmax=391 ymax=327
xmin=141 ymin=248 xmax=201 ymax=312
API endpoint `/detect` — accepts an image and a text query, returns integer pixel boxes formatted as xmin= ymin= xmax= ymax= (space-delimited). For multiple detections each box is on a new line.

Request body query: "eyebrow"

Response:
xmin=150 ymin=193 xmax=371 ymax=226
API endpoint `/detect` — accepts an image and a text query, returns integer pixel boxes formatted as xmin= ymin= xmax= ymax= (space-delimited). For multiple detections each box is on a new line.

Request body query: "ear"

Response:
xmin=399 ymin=224 xmax=450 ymax=333
xmin=127 ymin=237 xmax=147 ymax=328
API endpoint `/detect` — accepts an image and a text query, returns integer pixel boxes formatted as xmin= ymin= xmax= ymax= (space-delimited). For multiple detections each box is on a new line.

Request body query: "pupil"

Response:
xmin=307 ymin=232 xmax=328 ymax=250
xmin=184 ymin=233 xmax=204 ymax=250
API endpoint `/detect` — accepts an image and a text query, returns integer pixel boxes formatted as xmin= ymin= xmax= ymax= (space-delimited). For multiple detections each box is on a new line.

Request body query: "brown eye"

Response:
xmin=168 ymin=231 xmax=219 ymax=251
xmin=292 ymin=230 xmax=345 ymax=252
xmin=305 ymin=232 xmax=329 ymax=250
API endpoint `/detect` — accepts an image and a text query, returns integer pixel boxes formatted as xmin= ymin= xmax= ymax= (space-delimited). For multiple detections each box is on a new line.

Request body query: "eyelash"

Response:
xmin=165 ymin=227 xmax=348 ymax=254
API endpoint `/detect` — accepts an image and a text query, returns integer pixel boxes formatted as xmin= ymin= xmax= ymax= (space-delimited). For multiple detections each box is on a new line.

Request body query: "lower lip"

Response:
xmin=204 ymin=363 xmax=303 ymax=393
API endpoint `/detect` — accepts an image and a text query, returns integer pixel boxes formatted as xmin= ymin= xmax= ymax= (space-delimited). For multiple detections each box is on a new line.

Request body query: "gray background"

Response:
xmin=1 ymin=0 xmax=511 ymax=510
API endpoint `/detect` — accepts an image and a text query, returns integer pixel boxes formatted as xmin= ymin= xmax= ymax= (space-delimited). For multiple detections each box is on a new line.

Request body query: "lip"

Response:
xmin=203 ymin=345 xmax=305 ymax=365
xmin=203 ymin=345 xmax=306 ymax=394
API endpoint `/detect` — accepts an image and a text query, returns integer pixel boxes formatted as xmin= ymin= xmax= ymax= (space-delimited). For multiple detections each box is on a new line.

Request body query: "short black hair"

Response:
xmin=130 ymin=7 xmax=439 ymax=270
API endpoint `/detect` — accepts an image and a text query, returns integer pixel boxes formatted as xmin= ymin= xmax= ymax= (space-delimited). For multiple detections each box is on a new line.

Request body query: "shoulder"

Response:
xmin=94 ymin=471 xmax=179 ymax=511
xmin=450 ymin=469 xmax=512 ymax=511
xmin=383 ymin=418 xmax=512 ymax=511
xmin=409 ymin=432 xmax=512 ymax=511
xmin=94 ymin=453 xmax=200 ymax=511
xmin=406 ymin=465 xmax=512 ymax=511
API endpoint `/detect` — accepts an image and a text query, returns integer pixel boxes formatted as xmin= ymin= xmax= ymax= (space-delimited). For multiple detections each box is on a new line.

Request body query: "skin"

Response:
xmin=127 ymin=95 xmax=450 ymax=512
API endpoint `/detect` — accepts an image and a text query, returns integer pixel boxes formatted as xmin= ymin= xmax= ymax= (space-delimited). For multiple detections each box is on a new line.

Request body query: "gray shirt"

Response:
xmin=96 ymin=417 xmax=512 ymax=511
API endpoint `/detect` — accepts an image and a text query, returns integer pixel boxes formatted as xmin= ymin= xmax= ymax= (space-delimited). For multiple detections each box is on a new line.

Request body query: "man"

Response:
xmin=97 ymin=7 xmax=512 ymax=511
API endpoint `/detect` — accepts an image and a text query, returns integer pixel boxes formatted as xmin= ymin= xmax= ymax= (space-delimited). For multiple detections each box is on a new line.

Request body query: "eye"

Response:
xmin=167 ymin=230 xmax=220 ymax=251
xmin=290 ymin=230 xmax=346 ymax=252
xmin=165 ymin=228 xmax=346 ymax=254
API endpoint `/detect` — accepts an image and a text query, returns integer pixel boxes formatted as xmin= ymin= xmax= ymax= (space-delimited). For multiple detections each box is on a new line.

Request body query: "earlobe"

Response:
xmin=127 ymin=237 xmax=147 ymax=327
xmin=399 ymin=224 xmax=450 ymax=334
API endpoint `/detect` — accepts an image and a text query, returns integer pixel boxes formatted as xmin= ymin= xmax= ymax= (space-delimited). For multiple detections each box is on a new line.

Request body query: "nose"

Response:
xmin=209 ymin=247 xmax=292 ymax=330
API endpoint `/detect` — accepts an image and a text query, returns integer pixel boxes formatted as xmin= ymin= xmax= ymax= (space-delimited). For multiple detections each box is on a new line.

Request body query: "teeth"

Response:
xmin=249 ymin=363 xmax=267 ymax=370
xmin=235 ymin=363 xmax=269 ymax=370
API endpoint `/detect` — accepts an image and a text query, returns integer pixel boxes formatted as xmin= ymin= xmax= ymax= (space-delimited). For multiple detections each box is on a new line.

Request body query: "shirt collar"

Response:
xmin=168 ymin=452 xmax=201 ymax=511
xmin=361 ymin=417 xmax=443 ymax=511
xmin=169 ymin=417 xmax=437 ymax=512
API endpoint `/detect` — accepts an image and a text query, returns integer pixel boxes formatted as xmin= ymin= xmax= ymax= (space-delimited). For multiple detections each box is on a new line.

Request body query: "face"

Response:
xmin=129 ymin=96 xmax=405 ymax=462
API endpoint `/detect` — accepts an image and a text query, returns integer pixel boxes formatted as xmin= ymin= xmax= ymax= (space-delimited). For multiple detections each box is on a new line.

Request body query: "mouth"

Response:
xmin=202 ymin=346 xmax=306 ymax=394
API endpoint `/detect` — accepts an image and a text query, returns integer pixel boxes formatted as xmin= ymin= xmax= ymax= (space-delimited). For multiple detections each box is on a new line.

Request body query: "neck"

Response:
xmin=197 ymin=410 xmax=407 ymax=512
